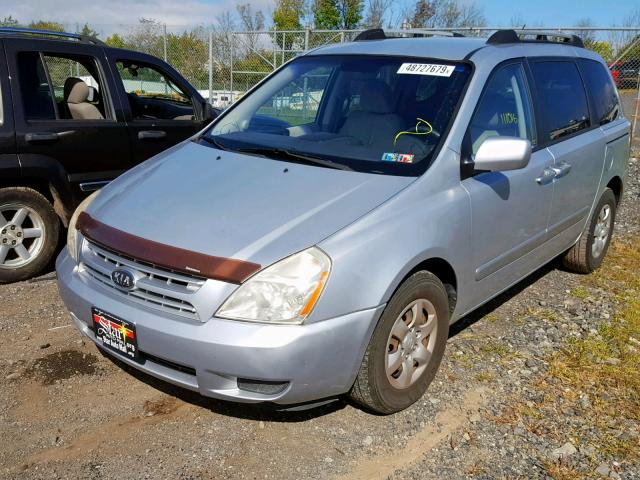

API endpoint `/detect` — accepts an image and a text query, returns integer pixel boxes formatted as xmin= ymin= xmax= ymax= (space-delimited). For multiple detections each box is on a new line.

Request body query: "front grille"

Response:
xmin=81 ymin=240 xmax=205 ymax=320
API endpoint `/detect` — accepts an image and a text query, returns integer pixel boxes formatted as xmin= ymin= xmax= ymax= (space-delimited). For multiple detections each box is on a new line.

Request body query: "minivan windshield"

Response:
xmin=204 ymin=55 xmax=471 ymax=175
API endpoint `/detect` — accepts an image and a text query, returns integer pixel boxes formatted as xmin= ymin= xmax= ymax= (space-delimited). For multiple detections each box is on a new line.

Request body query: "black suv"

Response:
xmin=0 ymin=27 xmax=217 ymax=282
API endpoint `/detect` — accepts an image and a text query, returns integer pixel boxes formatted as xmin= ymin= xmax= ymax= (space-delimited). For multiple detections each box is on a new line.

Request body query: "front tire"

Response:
xmin=0 ymin=187 xmax=60 ymax=283
xmin=562 ymin=188 xmax=616 ymax=274
xmin=349 ymin=271 xmax=450 ymax=414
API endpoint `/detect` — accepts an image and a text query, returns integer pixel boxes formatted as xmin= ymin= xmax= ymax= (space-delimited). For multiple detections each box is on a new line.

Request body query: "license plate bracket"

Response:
xmin=92 ymin=307 xmax=139 ymax=361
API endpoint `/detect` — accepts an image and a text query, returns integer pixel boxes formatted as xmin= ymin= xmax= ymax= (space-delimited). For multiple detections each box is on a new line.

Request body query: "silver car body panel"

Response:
xmin=57 ymin=36 xmax=631 ymax=405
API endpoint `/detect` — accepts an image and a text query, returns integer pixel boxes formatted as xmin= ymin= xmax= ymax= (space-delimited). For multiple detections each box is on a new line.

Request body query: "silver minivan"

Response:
xmin=57 ymin=29 xmax=630 ymax=414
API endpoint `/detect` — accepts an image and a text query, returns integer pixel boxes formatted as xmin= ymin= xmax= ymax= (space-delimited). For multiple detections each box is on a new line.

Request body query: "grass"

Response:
xmin=570 ymin=286 xmax=590 ymax=299
xmin=545 ymin=237 xmax=640 ymax=468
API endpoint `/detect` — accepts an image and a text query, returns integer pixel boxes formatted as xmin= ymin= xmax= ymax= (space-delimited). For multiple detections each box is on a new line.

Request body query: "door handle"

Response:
xmin=550 ymin=162 xmax=572 ymax=179
xmin=536 ymin=168 xmax=555 ymax=185
xmin=138 ymin=130 xmax=167 ymax=141
xmin=25 ymin=132 xmax=59 ymax=143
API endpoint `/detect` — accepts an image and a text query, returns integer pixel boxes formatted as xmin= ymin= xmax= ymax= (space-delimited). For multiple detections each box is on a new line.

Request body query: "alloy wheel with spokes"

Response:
xmin=0 ymin=187 xmax=60 ymax=284
xmin=386 ymin=299 xmax=438 ymax=389
xmin=591 ymin=204 xmax=612 ymax=259
xmin=0 ymin=204 xmax=46 ymax=269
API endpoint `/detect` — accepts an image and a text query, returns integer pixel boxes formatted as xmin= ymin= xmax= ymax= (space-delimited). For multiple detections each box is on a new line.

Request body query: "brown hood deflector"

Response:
xmin=76 ymin=212 xmax=261 ymax=284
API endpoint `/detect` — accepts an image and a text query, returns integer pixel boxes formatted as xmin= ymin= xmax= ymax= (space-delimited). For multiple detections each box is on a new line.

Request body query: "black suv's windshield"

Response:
xmin=204 ymin=55 xmax=471 ymax=175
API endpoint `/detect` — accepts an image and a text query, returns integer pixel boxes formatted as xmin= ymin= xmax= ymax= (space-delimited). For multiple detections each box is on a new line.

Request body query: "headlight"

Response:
xmin=67 ymin=191 xmax=100 ymax=262
xmin=216 ymin=247 xmax=331 ymax=324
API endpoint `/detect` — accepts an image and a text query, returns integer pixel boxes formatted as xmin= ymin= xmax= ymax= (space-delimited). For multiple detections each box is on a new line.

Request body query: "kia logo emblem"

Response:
xmin=111 ymin=268 xmax=137 ymax=290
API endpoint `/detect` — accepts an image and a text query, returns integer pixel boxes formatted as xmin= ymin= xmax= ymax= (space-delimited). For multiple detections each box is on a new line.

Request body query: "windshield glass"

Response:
xmin=205 ymin=55 xmax=471 ymax=175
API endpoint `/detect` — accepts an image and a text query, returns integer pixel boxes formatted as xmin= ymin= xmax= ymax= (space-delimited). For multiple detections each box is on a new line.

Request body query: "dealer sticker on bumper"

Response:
xmin=92 ymin=307 xmax=139 ymax=360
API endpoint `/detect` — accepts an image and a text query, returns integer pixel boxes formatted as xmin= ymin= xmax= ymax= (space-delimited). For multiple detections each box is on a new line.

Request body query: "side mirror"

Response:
xmin=203 ymin=102 xmax=220 ymax=123
xmin=473 ymin=137 xmax=531 ymax=172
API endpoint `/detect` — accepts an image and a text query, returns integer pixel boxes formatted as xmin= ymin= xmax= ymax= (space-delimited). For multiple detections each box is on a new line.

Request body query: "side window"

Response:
xmin=42 ymin=54 xmax=107 ymax=120
xmin=116 ymin=61 xmax=194 ymax=121
xmin=530 ymin=61 xmax=590 ymax=141
xmin=17 ymin=52 xmax=56 ymax=120
xmin=469 ymin=63 xmax=536 ymax=155
xmin=256 ymin=66 xmax=332 ymax=126
xmin=578 ymin=59 xmax=620 ymax=126
xmin=17 ymin=52 xmax=107 ymax=121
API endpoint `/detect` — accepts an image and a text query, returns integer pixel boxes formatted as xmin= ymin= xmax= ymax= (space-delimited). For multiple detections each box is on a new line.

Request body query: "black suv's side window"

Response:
xmin=115 ymin=61 xmax=195 ymax=121
xmin=578 ymin=58 xmax=620 ymax=126
xmin=469 ymin=63 xmax=536 ymax=155
xmin=530 ymin=61 xmax=590 ymax=142
xmin=17 ymin=52 xmax=56 ymax=120
xmin=17 ymin=52 xmax=108 ymax=121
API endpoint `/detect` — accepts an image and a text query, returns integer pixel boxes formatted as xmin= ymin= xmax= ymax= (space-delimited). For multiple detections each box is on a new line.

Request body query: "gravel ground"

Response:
xmin=0 ymin=118 xmax=638 ymax=479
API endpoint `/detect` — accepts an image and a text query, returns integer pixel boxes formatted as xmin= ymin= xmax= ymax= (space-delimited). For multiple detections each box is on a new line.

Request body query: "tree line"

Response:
xmin=1 ymin=3 xmax=638 ymax=94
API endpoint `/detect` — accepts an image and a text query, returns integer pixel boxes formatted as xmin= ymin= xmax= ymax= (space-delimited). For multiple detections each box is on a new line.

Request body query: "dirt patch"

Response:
xmin=24 ymin=350 xmax=98 ymax=385
xmin=142 ymin=396 xmax=181 ymax=416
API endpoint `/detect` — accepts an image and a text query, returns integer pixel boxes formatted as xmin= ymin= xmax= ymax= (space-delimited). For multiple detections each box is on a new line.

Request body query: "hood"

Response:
xmin=88 ymin=141 xmax=414 ymax=268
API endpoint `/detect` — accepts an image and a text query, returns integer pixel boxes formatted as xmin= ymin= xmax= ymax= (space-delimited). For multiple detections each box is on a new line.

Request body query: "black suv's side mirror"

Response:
xmin=203 ymin=102 xmax=220 ymax=123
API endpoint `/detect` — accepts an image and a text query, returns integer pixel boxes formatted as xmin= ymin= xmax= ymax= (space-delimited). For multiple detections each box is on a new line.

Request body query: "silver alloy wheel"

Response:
xmin=385 ymin=298 xmax=438 ymax=389
xmin=592 ymin=204 xmax=612 ymax=259
xmin=0 ymin=204 xmax=46 ymax=269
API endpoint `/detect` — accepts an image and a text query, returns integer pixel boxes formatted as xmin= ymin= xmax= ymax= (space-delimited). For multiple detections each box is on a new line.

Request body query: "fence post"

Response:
xmin=230 ymin=33 xmax=234 ymax=103
xmin=304 ymin=29 xmax=310 ymax=51
xmin=208 ymin=30 xmax=213 ymax=106
xmin=163 ymin=24 xmax=168 ymax=62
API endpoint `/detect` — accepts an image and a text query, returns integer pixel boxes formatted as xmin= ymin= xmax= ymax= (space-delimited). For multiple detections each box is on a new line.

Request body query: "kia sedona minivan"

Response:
xmin=57 ymin=29 xmax=629 ymax=414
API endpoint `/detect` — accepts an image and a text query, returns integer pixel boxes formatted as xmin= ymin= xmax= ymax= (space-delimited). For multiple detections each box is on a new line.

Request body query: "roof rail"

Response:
xmin=354 ymin=28 xmax=464 ymax=41
xmin=0 ymin=27 xmax=106 ymax=46
xmin=487 ymin=29 xmax=584 ymax=48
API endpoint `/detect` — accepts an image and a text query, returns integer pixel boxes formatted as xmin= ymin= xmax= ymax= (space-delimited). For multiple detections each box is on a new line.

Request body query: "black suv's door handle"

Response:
xmin=25 ymin=132 xmax=59 ymax=143
xmin=138 ymin=130 xmax=167 ymax=141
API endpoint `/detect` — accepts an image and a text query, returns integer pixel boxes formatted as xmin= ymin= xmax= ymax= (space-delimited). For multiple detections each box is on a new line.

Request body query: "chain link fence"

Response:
xmin=43 ymin=24 xmax=640 ymax=143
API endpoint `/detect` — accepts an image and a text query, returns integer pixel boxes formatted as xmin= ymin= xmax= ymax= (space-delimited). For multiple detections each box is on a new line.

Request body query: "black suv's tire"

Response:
xmin=562 ymin=188 xmax=616 ymax=274
xmin=0 ymin=187 xmax=60 ymax=283
xmin=349 ymin=271 xmax=450 ymax=414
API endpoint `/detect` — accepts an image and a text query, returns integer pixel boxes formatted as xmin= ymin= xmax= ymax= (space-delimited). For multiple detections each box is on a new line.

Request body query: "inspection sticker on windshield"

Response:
xmin=397 ymin=63 xmax=455 ymax=77
xmin=382 ymin=153 xmax=414 ymax=163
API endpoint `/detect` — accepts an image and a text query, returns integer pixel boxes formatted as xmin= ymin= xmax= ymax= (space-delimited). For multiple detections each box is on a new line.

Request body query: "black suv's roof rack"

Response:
xmin=487 ymin=29 xmax=584 ymax=48
xmin=0 ymin=27 xmax=105 ymax=46
xmin=354 ymin=28 xmax=464 ymax=41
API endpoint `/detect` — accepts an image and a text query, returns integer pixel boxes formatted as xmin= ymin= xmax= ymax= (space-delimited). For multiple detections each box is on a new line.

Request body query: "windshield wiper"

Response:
xmin=199 ymin=134 xmax=228 ymax=151
xmin=235 ymin=147 xmax=352 ymax=171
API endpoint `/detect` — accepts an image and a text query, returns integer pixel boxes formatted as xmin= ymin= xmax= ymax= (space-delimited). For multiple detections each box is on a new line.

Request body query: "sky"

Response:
xmin=1 ymin=0 xmax=639 ymax=30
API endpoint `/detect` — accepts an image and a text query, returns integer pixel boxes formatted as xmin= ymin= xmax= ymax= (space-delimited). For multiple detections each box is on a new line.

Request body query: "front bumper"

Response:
xmin=56 ymin=249 xmax=383 ymax=405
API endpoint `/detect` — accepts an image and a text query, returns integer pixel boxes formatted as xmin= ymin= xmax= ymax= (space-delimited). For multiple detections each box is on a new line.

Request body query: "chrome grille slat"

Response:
xmin=81 ymin=240 xmax=203 ymax=320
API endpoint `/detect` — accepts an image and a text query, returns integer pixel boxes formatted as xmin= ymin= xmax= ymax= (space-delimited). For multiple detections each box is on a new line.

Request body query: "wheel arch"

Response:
xmin=605 ymin=175 xmax=623 ymax=206
xmin=385 ymin=255 xmax=459 ymax=316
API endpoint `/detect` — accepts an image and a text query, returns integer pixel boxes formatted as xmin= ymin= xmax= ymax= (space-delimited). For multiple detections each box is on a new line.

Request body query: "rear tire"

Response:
xmin=349 ymin=271 xmax=450 ymax=414
xmin=0 ymin=187 xmax=60 ymax=283
xmin=562 ymin=188 xmax=616 ymax=274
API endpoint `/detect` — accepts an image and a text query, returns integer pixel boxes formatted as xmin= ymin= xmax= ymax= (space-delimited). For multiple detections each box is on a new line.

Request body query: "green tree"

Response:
xmin=78 ymin=23 xmax=99 ymax=39
xmin=28 ymin=21 xmax=65 ymax=32
xmin=314 ymin=0 xmax=340 ymax=29
xmin=273 ymin=0 xmax=304 ymax=50
xmin=273 ymin=0 xmax=304 ymax=30
xmin=105 ymin=33 xmax=126 ymax=49
xmin=339 ymin=0 xmax=363 ymax=29
xmin=585 ymin=40 xmax=614 ymax=62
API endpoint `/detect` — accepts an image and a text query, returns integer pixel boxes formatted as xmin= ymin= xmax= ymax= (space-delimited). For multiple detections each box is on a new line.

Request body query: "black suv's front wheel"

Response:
xmin=0 ymin=187 xmax=60 ymax=283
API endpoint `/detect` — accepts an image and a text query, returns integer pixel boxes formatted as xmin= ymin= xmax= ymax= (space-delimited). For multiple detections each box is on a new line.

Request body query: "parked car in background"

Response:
xmin=58 ymin=29 xmax=629 ymax=414
xmin=0 ymin=27 xmax=218 ymax=283
xmin=610 ymin=60 xmax=640 ymax=88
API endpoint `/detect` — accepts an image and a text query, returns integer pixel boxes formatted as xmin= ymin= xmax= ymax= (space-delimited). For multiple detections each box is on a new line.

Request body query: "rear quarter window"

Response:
xmin=530 ymin=60 xmax=590 ymax=142
xmin=578 ymin=58 xmax=620 ymax=125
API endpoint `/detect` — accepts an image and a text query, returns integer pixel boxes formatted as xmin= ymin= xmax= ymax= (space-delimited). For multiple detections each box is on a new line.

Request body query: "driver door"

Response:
xmin=109 ymin=51 xmax=205 ymax=163
xmin=462 ymin=61 xmax=554 ymax=303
